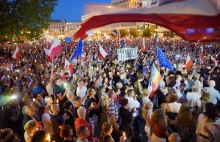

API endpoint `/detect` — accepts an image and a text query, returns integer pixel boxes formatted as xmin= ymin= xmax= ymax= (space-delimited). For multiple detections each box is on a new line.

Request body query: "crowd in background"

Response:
xmin=0 ymin=38 xmax=220 ymax=142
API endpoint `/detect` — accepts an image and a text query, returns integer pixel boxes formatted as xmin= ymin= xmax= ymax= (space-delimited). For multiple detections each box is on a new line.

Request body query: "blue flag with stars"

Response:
xmin=157 ymin=46 xmax=174 ymax=71
xmin=142 ymin=65 xmax=148 ymax=75
xmin=70 ymin=40 xmax=83 ymax=62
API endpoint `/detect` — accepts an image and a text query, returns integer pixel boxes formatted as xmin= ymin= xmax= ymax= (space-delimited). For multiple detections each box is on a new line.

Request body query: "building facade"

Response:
xmin=112 ymin=0 xmax=139 ymax=8
xmin=46 ymin=19 xmax=80 ymax=38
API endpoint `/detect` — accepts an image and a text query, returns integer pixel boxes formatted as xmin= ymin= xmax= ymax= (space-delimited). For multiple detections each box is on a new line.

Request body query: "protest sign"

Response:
xmin=117 ymin=47 xmax=138 ymax=61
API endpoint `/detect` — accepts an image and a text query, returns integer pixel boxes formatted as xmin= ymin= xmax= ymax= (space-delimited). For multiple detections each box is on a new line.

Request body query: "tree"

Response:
xmin=143 ymin=28 xmax=152 ymax=38
xmin=129 ymin=28 xmax=139 ymax=38
xmin=0 ymin=0 xmax=57 ymax=41
xmin=119 ymin=29 xmax=129 ymax=38
xmin=168 ymin=31 xmax=175 ymax=38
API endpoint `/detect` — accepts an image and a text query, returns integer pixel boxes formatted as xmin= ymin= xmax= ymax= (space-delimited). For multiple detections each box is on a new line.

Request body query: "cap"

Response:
xmin=73 ymin=96 xmax=81 ymax=101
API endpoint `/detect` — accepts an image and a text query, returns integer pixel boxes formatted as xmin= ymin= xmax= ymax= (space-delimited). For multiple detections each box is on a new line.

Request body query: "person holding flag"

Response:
xmin=148 ymin=64 xmax=161 ymax=98
xmin=70 ymin=40 xmax=84 ymax=62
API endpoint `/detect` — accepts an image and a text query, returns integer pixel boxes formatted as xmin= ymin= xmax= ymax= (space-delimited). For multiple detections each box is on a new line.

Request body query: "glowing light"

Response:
xmin=206 ymin=28 xmax=214 ymax=33
xmin=46 ymin=134 xmax=51 ymax=142
xmin=10 ymin=95 xmax=17 ymax=99
xmin=186 ymin=29 xmax=195 ymax=34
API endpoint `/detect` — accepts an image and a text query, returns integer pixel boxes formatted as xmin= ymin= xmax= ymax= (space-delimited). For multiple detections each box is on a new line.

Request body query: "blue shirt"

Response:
xmin=32 ymin=85 xmax=43 ymax=95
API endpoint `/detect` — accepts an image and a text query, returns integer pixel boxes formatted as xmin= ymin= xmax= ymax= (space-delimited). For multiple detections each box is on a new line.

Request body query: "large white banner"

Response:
xmin=117 ymin=47 xmax=138 ymax=61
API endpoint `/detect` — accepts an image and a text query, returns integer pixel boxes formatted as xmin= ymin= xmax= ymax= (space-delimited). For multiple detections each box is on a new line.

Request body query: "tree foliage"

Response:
xmin=0 ymin=0 xmax=57 ymax=41
xmin=119 ymin=29 xmax=129 ymax=38
xmin=143 ymin=28 xmax=152 ymax=38
xmin=129 ymin=28 xmax=139 ymax=38
xmin=168 ymin=31 xmax=175 ymax=38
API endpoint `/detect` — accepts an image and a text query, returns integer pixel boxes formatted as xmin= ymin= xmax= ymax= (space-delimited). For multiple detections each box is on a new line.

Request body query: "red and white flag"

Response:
xmin=185 ymin=54 xmax=193 ymax=72
xmin=99 ymin=45 xmax=108 ymax=59
xmin=44 ymin=48 xmax=52 ymax=62
xmin=65 ymin=58 xmax=74 ymax=76
xmin=200 ymin=45 xmax=204 ymax=64
xmin=211 ymin=56 xmax=218 ymax=66
xmin=141 ymin=38 xmax=146 ymax=52
xmin=12 ymin=46 xmax=21 ymax=60
xmin=45 ymin=38 xmax=62 ymax=61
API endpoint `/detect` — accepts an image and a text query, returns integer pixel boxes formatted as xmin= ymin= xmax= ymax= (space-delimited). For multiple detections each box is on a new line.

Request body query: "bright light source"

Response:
xmin=64 ymin=83 xmax=68 ymax=87
xmin=10 ymin=95 xmax=17 ymax=99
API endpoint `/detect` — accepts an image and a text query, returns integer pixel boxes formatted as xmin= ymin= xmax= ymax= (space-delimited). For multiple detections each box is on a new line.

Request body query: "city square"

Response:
xmin=0 ymin=0 xmax=220 ymax=142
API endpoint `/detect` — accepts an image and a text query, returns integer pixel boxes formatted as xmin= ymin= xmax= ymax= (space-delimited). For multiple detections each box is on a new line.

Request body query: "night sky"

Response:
xmin=51 ymin=0 xmax=111 ymax=22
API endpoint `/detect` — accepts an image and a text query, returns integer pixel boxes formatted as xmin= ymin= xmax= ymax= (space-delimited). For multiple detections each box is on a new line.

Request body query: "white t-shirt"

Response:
xmin=42 ymin=113 xmax=53 ymax=135
xmin=76 ymin=86 xmax=87 ymax=104
xmin=186 ymin=92 xmax=201 ymax=108
xmin=125 ymin=96 xmax=140 ymax=117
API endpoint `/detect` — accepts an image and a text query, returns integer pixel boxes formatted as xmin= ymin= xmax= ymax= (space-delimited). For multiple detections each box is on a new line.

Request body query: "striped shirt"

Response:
xmin=106 ymin=99 xmax=119 ymax=120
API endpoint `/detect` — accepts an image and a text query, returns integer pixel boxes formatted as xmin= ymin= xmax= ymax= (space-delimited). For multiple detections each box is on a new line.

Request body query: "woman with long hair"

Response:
xmin=142 ymin=102 xmax=153 ymax=141
xmin=24 ymin=120 xmax=37 ymax=142
xmin=200 ymin=89 xmax=211 ymax=113
xmin=196 ymin=103 xmax=220 ymax=142
xmin=99 ymin=123 xmax=113 ymax=142
xmin=175 ymin=104 xmax=196 ymax=142
xmin=163 ymin=92 xmax=181 ymax=127
xmin=86 ymin=87 xmax=102 ymax=120
xmin=150 ymin=109 xmax=169 ymax=142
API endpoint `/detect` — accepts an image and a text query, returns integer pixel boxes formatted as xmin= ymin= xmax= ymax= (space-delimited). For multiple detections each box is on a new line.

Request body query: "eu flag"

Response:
xmin=157 ymin=45 xmax=174 ymax=71
xmin=70 ymin=40 xmax=83 ymax=62
xmin=142 ymin=65 xmax=148 ymax=75
xmin=64 ymin=37 xmax=72 ymax=43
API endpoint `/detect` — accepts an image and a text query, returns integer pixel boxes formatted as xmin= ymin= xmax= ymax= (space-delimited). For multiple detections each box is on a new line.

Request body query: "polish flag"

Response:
xmin=12 ymin=46 xmax=21 ymax=60
xmin=99 ymin=45 xmax=108 ymax=59
xmin=65 ymin=58 xmax=74 ymax=76
xmin=200 ymin=45 xmax=204 ymax=64
xmin=44 ymin=48 xmax=52 ymax=62
xmin=48 ymin=38 xmax=62 ymax=61
xmin=211 ymin=56 xmax=218 ymax=66
xmin=185 ymin=54 xmax=193 ymax=72
xmin=141 ymin=38 xmax=146 ymax=52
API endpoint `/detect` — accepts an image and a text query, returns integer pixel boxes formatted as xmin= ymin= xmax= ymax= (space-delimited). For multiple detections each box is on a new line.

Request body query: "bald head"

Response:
xmin=209 ymin=80 xmax=216 ymax=87
xmin=168 ymin=133 xmax=181 ymax=142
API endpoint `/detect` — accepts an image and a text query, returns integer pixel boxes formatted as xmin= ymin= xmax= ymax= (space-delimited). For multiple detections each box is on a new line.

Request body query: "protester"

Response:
xmin=150 ymin=109 xmax=169 ymax=142
xmin=75 ymin=106 xmax=94 ymax=141
xmin=175 ymin=104 xmax=196 ymax=142
xmin=60 ymin=125 xmax=75 ymax=142
xmin=76 ymin=125 xmax=90 ymax=142
xmin=23 ymin=120 xmax=37 ymax=142
xmin=31 ymin=130 xmax=46 ymax=142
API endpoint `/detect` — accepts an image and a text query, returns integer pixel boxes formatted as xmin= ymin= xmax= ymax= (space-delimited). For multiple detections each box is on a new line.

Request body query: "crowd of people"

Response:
xmin=0 ymin=38 xmax=220 ymax=142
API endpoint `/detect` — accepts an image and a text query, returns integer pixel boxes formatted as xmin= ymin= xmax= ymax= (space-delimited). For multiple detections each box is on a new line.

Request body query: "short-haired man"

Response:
xmin=76 ymin=125 xmax=90 ymax=142
xmin=205 ymin=80 xmax=220 ymax=104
